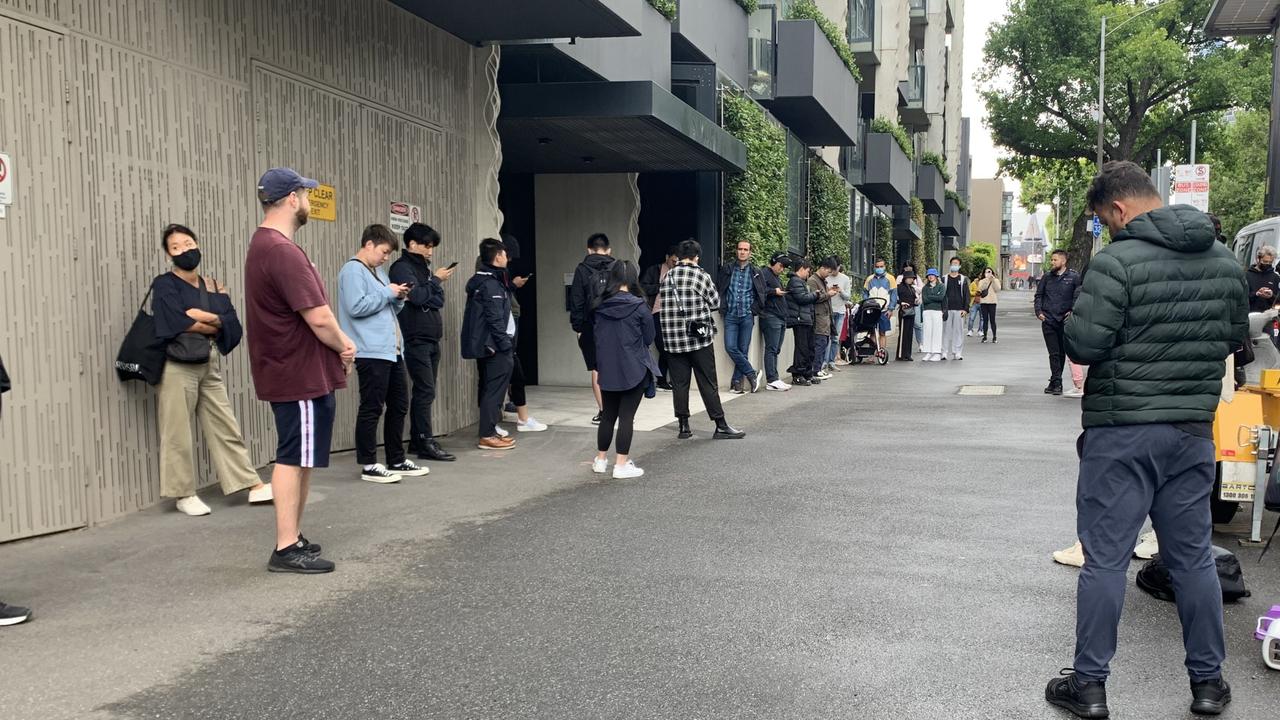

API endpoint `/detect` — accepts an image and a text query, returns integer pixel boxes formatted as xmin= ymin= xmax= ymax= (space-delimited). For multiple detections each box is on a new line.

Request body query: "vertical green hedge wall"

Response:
xmin=806 ymin=157 xmax=851 ymax=267
xmin=924 ymin=215 xmax=940 ymax=272
xmin=875 ymin=215 xmax=894 ymax=266
xmin=722 ymin=91 xmax=789 ymax=265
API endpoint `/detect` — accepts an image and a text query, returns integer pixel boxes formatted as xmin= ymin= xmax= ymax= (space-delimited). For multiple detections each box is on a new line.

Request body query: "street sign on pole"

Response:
xmin=1172 ymin=164 xmax=1210 ymax=212
xmin=1092 ymin=215 xmax=1102 ymax=239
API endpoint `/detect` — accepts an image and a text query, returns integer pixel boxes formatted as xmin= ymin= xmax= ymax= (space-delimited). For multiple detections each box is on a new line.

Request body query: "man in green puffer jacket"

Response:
xmin=1045 ymin=162 xmax=1248 ymax=720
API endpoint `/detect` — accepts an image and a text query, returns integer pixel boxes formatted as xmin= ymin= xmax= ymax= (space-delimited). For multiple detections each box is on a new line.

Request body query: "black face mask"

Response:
xmin=172 ymin=248 xmax=201 ymax=271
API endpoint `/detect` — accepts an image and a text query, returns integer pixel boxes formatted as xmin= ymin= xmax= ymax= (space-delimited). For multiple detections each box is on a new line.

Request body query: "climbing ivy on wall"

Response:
xmin=924 ymin=215 xmax=940 ymax=272
xmin=875 ymin=214 xmax=894 ymax=267
xmin=806 ymin=157 xmax=851 ymax=267
xmin=722 ymin=90 xmax=789 ymax=265
xmin=646 ymin=0 xmax=677 ymax=21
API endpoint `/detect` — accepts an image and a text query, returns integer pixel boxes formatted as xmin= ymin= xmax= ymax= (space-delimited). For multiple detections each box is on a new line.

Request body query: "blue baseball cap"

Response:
xmin=926 ymin=268 xmax=939 ymax=277
xmin=257 ymin=167 xmax=319 ymax=204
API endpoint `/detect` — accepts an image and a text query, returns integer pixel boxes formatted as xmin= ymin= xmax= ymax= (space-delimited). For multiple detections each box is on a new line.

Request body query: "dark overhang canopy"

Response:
xmin=390 ymin=0 xmax=641 ymax=43
xmin=498 ymin=82 xmax=748 ymax=174
xmin=1204 ymin=0 xmax=1280 ymax=36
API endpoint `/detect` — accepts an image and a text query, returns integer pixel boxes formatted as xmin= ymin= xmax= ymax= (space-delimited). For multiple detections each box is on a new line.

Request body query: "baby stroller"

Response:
xmin=843 ymin=297 xmax=889 ymax=365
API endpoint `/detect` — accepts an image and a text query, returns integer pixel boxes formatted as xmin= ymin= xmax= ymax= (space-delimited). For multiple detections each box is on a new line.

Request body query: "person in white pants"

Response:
xmin=920 ymin=269 xmax=946 ymax=361
xmin=941 ymin=261 xmax=970 ymax=360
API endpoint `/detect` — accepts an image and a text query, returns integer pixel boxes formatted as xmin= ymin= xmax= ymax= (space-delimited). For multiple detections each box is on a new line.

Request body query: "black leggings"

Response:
xmin=980 ymin=304 xmax=997 ymax=338
xmin=598 ymin=377 xmax=648 ymax=455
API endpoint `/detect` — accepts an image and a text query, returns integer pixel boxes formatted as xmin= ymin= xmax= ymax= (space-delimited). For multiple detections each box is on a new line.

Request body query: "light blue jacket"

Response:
xmin=337 ymin=258 xmax=405 ymax=362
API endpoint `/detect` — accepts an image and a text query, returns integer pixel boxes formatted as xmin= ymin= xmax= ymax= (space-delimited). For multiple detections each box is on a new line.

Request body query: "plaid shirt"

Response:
xmin=659 ymin=262 xmax=720 ymax=354
xmin=726 ymin=264 xmax=752 ymax=318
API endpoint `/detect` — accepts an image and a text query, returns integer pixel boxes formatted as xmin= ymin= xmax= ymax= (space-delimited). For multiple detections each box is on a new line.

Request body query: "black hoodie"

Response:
xmin=388 ymin=251 xmax=445 ymax=342
xmin=460 ymin=266 xmax=513 ymax=359
xmin=569 ymin=253 xmax=617 ymax=333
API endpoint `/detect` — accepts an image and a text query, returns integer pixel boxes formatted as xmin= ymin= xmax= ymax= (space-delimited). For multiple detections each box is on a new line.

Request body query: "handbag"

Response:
xmin=115 ymin=287 xmax=168 ymax=385
xmin=166 ymin=276 xmax=213 ymax=364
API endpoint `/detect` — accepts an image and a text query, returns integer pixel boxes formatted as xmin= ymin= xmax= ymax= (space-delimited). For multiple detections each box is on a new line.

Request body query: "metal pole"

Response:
xmin=1252 ymin=426 xmax=1272 ymax=544
xmin=1097 ymin=15 xmax=1106 ymax=169
xmin=1190 ymin=120 xmax=1197 ymax=166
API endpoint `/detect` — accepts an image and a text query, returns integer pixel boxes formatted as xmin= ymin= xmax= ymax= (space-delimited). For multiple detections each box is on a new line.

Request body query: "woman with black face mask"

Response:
xmin=150 ymin=224 xmax=271 ymax=516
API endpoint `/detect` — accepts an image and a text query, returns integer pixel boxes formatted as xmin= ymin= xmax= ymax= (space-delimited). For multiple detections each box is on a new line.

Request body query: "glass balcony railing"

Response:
xmin=747 ymin=5 xmax=778 ymax=100
xmin=849 ymin=0 xmax=873 ymax=44
xmin=903 ymin=64 xmax=925 ymax=105
xmin=909 ymin=0 xmax=927 ymax=12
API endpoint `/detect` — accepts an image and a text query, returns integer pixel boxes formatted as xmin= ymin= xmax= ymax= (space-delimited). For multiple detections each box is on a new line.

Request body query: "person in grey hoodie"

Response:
xmin=592 ymin=261 xmax=661 ymax=479
xmin=337 ymin=224 xmax=429 ymax=484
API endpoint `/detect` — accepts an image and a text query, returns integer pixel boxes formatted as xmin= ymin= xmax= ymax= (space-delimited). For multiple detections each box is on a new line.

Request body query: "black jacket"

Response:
xmin=942 ymin=274 xmax=970 ymax=312
xmin=1246 ymin=263 xmax=1280 ymax=313
xmin=1034 ymin=267 xmax=1082 ymax=323
xmin=569 ymin=253 xmax=616 ymax=333
xmin=760 ymin=266 xmax=787 ymax=320
xmin=639 ymin=262 xmax=667 ymax=309
xmin=715 ymin=261 xmax=767 ymax=316
xmin=593 ymin=293 xmax=662 ymax=392
xmin=1065 ymin=205 xmax=1249 ymax=428
xmin=785 ymin=274 xmax=819 ymax=327
xmin=388 ymin=251 xmax=445 ymax=342
xmin=460 ymin=266 xmax=513 ymax=359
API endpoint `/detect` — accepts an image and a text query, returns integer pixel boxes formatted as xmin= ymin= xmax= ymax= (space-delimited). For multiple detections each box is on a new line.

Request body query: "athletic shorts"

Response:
xmin=578 ymin=329 xmax=598 ymax=371
xmin=271 ymin=393 xmax=336 ymax=468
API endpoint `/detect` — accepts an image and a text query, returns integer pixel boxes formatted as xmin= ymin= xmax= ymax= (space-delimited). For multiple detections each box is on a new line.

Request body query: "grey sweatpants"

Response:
xmin=1074 ymin=424 xmax=1225 ymax=682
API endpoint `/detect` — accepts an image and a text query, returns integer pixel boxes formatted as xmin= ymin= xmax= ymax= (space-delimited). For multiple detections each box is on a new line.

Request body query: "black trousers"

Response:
xmin=507 ymin=353 xmax=527 ymax=408
xmin=652 ymin=313 xmax=669 ymax=378
xmin=598 ymin=378 xmax=648 ymax=455
xmin=1042 ymin=320 xmax=1067 ymax=386
xmin=980 ymin=304 xmax=998 ymax=339
xmin=476 ymin=350 xmax=514 ymax=438
xmin=404 ymin=340 xmax=440 ymax=451
xmin=355 ymin=357 xmax=408 ymax=466
xmin=669 ymin=345 xmax=724 ymax=421
xmin=789 ymin=324 xmax=814 ymax=378
xmin=897 ymin=312 xmax=915 ymax=360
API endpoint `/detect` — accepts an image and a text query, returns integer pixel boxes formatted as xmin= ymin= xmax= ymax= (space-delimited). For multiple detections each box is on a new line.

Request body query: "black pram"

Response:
xmin=843 ymin=297 xmax=889 ymax=365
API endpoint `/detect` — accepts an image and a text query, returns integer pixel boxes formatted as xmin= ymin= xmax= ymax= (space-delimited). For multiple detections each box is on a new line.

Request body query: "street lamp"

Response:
xmin=1096 ymin=1 xmax=1179 ymax=168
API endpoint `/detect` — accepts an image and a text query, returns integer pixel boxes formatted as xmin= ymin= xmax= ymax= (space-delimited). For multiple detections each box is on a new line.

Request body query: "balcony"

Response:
xmin=892 ymin=205 xmax=922 ymax=242
xmin=673 ymin=0 xmax=750 ymax=89
xmin=910 ymin=0 xmax=928 ymax=38
xmin=390 ymin=0 xmax=642 ymax=43
xmin=898 ymin=64 xmax=929 ymax=129
xmin=840 ymin=119 xmax=869 ymax=186
xmin=760 ymin=19 xmax=860 ymax=147
xmin=848 ymin=0 xmax=879 ymax=67
xmin=940 ymin=196 xmax=964 ymax=236
xmin=859 ymin=132 xmax=913 ymax=206
xmin=916 ymin=163 xmax=944 ymax=214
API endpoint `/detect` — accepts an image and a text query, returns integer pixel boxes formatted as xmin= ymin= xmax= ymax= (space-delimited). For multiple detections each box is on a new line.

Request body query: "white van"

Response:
xmin=1230 ymin=216 xmax=1280 ymax=265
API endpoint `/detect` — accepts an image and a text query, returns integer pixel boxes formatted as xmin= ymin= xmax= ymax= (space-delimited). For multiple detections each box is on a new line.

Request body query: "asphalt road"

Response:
xmin=9 ymin=291 xmax=1280 ymax=719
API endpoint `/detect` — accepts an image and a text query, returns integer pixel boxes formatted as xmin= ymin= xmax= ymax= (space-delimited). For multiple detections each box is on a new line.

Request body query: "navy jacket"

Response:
xmin=760 ymin=266 xmax=787 ymax=320
xmin=715 ymin=261 xmax=767 ymax=316
xmin=1034 ymin=268 xmax=1082 ymax=323
xmin=460 ymin=267 xmax=513 ymax=359
xmin=593 ymin=292 xmax=661 ymax=391
xmin=388 ymin=251 xmax=445 ymax=342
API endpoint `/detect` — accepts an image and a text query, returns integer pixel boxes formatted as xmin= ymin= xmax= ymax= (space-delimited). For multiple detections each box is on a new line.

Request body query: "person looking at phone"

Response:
xmin=337 ymin=224 xmax=429 ymax=484
xmin=390 ymin=222 xmax=457 ymax=463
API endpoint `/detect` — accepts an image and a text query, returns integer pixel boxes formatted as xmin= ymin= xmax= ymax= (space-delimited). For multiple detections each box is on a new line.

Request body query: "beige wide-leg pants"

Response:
xmin=157 ymin=356 xmax=261 ymax=498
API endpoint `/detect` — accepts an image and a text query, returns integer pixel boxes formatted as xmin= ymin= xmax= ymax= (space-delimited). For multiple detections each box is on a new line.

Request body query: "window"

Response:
xmin=786 ymin=130 xmax=809 ymax=255
xmin=849 ymin=0 xmax=874 ymax=44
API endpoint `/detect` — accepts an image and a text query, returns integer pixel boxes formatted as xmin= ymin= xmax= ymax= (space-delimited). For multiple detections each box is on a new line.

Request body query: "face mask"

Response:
xmin=874 ymin=267 xmax=885 ymax=276
xmin=950 ymin=265 xmax=960 ymax=273
xmin=173 ymin=248 xmax=201 ymax=271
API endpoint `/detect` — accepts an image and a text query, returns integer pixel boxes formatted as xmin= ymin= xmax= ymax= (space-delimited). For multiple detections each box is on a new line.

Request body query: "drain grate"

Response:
xmin=957 ymin=385 xmax=1006 ymax=396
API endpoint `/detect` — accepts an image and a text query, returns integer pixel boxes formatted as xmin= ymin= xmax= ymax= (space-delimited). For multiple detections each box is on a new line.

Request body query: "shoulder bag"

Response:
xmin=115 ymin=287 xmax=168 ymax=384
xmin=166 ymin=276 xmax=213 ymax=364
xmin=672 ymin=269 xmax=712 ymax=341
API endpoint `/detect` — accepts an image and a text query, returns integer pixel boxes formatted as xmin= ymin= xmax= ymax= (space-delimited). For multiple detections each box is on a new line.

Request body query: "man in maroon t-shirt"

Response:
xmin=245 ymin=167 xmax=355 ymax=574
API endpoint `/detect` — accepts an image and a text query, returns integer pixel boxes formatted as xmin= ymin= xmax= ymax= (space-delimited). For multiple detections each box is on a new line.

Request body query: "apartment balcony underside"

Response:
xmin=390 ymin=0 xmax=641 ymax=43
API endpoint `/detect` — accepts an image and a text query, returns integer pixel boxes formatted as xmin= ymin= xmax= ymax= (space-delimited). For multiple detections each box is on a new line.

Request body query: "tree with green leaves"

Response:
xmin=980 ymin=0 xmax=1271 ymax=270
xmin=1202 ymin=109 xmax=1268 ymax=241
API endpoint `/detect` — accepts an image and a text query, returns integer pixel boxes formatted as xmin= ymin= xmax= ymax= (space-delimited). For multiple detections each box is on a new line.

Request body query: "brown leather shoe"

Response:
xmin=478 ymin=436 xmax=515 ymax=450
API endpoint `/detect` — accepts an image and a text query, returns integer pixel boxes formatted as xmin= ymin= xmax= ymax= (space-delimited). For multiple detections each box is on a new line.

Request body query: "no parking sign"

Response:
xmin=0 ymin=152 xmax=12 ymax=205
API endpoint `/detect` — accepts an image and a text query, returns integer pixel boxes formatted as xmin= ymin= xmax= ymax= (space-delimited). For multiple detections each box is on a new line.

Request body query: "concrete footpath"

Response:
xmin=2 ymin=291 xmax=1278 ymax=720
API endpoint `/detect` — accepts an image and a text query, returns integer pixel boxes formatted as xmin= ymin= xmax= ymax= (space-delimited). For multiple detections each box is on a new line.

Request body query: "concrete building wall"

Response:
xmin=969 ymin=178 xmax=1006 ymax=248
xmin=944 ymin=0 xmax=965 ymax=185
xmin=874 ymin=1 xmax=912 ymax=122
xmin=0 ymin=0 xmax=498 ymax=541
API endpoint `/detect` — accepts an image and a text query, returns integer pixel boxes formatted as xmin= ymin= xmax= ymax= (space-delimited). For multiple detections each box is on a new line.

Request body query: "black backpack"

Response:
xmin=587 ymin=258 xmax=617 ymax=312
xmin=1136 ymin=545 xmax=1251 ymax=602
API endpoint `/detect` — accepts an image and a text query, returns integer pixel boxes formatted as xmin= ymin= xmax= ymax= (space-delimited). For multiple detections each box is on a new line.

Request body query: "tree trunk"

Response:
xmin=1065 ymin=211 xmax=1093 ymax=273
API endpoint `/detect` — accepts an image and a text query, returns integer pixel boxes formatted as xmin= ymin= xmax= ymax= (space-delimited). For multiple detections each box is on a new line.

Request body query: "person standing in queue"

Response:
xmin=592 ymin=261 xmax=661 ymax=479
xmin=568 ymin=233 xmax=616 ymax=424
xmin=920 ymin=269 xmax=946 ymax=361
xmin=462 ymin=238 xmax=518 ymax=451
xmin=640 ymin=244 xmax=679 ymax=391
xmin=896 ymin=271 xmax=918 ymax=361
xmin=978 ymin=267 xmax=1001 ymax=344
xmin=388 ymin=222 xmax=457 ymax=463
xmin=759 ymin=253 xmax=792 ymax=391
xmin=785 ymin=259 xmax=820 ymax=386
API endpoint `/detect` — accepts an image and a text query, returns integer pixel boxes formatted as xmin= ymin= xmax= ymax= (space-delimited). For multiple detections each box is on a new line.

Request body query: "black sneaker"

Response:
xmin=1190 ymin=678 xmax=1231 ymax=715
xmin=656 ymin=378 xmax=673 ymax=391
xmin=268 ymin=544 xmax=335 ymax=574
xmin=299 ymin=535 xmax=322 ymax=555
xmin=504 ymin=401 xmax=518 ymax=414
xmin=0 ymin=601 xmax=32 ymax=626
xmin=1045 ymin=670 xmax=1109 ymax=719
xmin=591 ymin=412 xmax=602 ymax=425
xmin=1044 ymin=383 xmax=1059 ymax=394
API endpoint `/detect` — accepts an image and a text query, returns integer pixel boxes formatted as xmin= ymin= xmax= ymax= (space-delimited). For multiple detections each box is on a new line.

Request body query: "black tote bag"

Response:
xmin=115 ymin=287 xmax=167 ymax=385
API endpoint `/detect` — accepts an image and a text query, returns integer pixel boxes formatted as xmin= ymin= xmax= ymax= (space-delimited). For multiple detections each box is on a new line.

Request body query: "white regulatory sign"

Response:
xmin=0 ymin=152 xmax=13 ymax=205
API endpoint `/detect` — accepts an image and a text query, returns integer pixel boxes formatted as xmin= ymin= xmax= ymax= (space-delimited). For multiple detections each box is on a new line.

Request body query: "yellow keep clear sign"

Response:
xmin=309 ymin=184 xmax=336 ymax=222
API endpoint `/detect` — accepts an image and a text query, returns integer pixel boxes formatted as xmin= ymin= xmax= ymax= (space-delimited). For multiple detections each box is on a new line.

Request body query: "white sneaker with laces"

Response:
xmin=612 ymin=461 xmax=645 ymax=479
xmin=248 ymin=484 xmax=274 ymax=504
xmin=1063 ymin=387 xmax=1084 ymax=398
xmin=591 ymin=457 xmax=608 ymax=474
xmin=495 ymin=425 xmax=510 ymax=438
xmin=1134 ymin=530 xmax=1159 ymax=560
xmin=361 ymin=464 xmax=403 ymax=484
xmin=816 ymin=370 xmax=832 ymax=380
xmin=176 ymin=495 xmax=211 ymax=516
xmin=1053 ymin=540 xmax=1085 ymax=568
xmin=388 ymin=460 xmax=430 ymax=477
xmin=517 ymin=417 xmax=548 ymax=432
xmin=767 ymin=380 xmax=791 ymax=391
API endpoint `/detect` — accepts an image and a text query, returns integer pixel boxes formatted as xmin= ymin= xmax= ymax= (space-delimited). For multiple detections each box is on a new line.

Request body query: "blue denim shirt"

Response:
xmin=727 ymin=264 xmax=752 ymax=318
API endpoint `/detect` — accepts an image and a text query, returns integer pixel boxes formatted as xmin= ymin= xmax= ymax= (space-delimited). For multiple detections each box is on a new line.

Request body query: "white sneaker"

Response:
xmin=495 ymin=425 xmax=510 ymax=438
xmin=1134 ymin=530 xmax=1159 ymax=560
xmin=1053 ymin=540 xmax=1085 ymax=568
xmin=176 ymin=495 xmax=211 ymax=516
xmin=517 ymin=417 xmax=548 ymax=432
xmin=816 ymin=370 xmax=832 ymax=380
xmin=966 ymin=330 xmax=973 ymax=337
xmin=360 ymin=464 xmax=402 ymax=484
xmin=1063 ymin=387 xmax=1084 ymax=398
xmin=247 ymin=484 xmax=273 ymax=504
xmin=592 ymin=457 xmax=608 ymax=474
xmin=767 ymin=380 xmax=791 ymax=391
xmin=612 ymin=460 xmax=645 ymax=479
